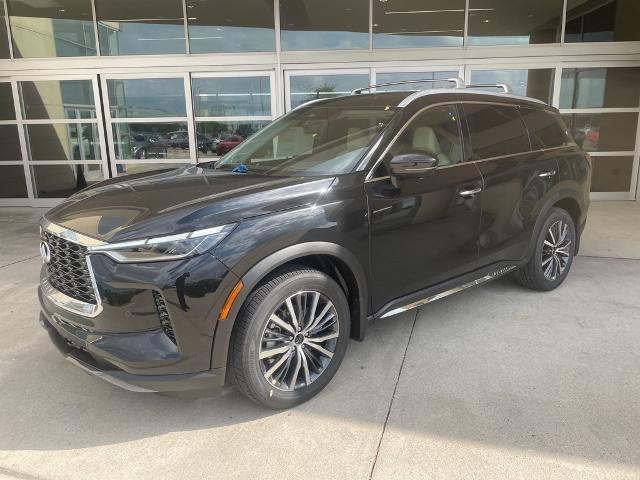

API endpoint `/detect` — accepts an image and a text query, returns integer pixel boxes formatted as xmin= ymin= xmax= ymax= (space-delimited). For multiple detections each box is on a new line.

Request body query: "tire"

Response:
xmin=516 ymin=207 xmax=576 ymax=291
xmin=230 ymin=267 xmax=350 ymax=409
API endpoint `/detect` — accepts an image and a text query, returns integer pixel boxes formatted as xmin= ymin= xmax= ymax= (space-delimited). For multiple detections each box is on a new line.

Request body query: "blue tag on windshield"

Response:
xmin=232 ymin=164 xmax=248 ymax=173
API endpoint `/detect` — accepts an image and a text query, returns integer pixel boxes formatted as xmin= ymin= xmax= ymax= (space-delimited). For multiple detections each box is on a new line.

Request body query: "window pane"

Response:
xmin=280 ymin=0 xmax=368 ymax=51
xmin=20 ymin=80 xmax=95 ymax=120
xmin=0 ymin=2 xmax=10 ymax=58
xmin=565 ymin=0 xmax=640 ymax=43
xmin=0 ymin=125 xmax=22 ymax=161
xmin=464 ymin=104 xmax=530 ymax=159
xmin=187 ymin=0 xmax=275 ymax=53
xmin=373 ymin=0 xmax=464 ymax=48
xmin=31 ymin=164 xmax=104 ymax=198
xmin=196 ymin=121 xmax=269 ymax=158
xmin=115 ymin=163 xmax=187 ymax=176
xmin=96 ymin=0 xmax=185 ymax=55
xmin=8 ymin=0 xmax=96 ymax=58
xmin=562 ymin=113 xmax=638 ymax=152
xmin=560 ymin=67 xmax=640 ymax=109
xmin=375 ymin=71 xmax=459 ymax=91
xmin=470 ymin=69 xmax=554 ymax=103
xmin=107 ymin=78 xmax=186 ymax=118
xmin=0 ymin=83 xmax=16 ymax=120
xmin=289 ymin=74 xmax=369 ymax=109
xmin=192 ymin=77 xmax=271 ymax=117
xmin=591 ymin=156 xmax=633 ymax=192
xmin=520 ymin=108 xmax=573 ymax=150
xmin=26 ymin=124 xmax=101 ymax=161
xmin=0 ymin=166 xmax=28 ymax=198
xmin=468 ymin=0 xmax=563 ymax=45
xmin=112 ymin=123 xmax=190 ymax=160
xmin=388 ymin=105 xmax=463 ymax=166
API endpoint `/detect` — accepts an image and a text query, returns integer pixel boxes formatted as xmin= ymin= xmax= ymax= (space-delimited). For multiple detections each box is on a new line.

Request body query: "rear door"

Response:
xmin=463 ymin=103 xmax=560 ymax=266
xmin=366 ymin=102 xmax=483 ymax=311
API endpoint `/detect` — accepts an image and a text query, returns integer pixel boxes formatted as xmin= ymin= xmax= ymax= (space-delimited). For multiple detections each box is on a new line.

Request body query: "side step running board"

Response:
xmin=380 ymin=266 xmax=517 ymax=319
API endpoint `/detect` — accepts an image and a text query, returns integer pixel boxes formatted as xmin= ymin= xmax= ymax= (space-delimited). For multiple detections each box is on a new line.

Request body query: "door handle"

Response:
xmin=458 ymin=187 xmax=482 ymax=198
xmin=538 ymin=170 xmax=557 ymax=178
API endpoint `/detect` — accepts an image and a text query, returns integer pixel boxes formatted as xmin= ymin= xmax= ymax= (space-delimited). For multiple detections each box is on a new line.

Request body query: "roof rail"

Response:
xmin=351 ymin=77 xmax=465 ymax=95
xmin=465 ymin=83 xmax=512 ymax=93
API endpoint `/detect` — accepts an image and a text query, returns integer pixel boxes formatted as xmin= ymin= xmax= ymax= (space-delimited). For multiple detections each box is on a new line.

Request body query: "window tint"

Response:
xmin=520 ymin=108 xmax=572 ymax=150
xmin=565 ymin=0 xmax=640 ymax=43
xmin=388 ymin=104 xmax=463 ymax=168
xmin=464 ymin=104 xmax=530 ymax=159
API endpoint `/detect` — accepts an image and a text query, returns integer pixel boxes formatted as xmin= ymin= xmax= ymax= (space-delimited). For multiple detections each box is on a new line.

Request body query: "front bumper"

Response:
xmin=38 ymin=248 xmax=241 ymax=391
xmin=39 ymin=312 xmax=225 ymax=392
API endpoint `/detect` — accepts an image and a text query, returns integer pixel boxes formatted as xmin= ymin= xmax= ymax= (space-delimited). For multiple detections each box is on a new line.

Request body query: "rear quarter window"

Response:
xmin=520 ymin=107 xmax=573 ymax=150
xmin=464 ymin=104 xmax=530 ymax=159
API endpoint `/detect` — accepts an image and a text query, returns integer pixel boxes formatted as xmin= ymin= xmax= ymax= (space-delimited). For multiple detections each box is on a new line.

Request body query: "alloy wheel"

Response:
xmin=541 ymin=220 xmax=572 ymax=281
xmin=259 ymin=291 xmax=339 ymax=391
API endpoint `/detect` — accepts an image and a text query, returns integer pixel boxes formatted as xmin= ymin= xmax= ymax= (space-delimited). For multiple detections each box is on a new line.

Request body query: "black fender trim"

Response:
xmin=527 ymin=189 xmax=585 ymax=260
xmin=210 ymin=242 xmax=369 ymax=371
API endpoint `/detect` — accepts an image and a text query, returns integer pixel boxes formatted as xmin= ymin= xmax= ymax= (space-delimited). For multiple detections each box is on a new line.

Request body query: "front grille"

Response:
xmin=42 ymin=231 xmax=97 ymax=305
xmin=152 ymin=291 xmax=176 ymax=344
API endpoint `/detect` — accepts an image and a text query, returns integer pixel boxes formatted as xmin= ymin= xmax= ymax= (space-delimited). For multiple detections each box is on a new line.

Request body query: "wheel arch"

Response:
xmin=211 ymin=242 xmax=369 ymax=371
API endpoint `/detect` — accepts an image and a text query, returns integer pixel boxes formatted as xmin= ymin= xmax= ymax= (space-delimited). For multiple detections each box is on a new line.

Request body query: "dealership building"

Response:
xmin=1 ymin=0 xmax=639 ymax=207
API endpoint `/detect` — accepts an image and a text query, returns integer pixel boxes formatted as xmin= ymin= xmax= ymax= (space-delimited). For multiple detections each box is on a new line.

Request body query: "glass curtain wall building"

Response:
xmin=1 ymin=0 xmax=639 ymax=205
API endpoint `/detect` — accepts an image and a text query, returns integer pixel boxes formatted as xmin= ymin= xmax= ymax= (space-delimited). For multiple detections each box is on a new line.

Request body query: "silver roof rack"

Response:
xmin=351 ymin=77 xmax=465 ymax=95
xmin=466 ymin=83 xmax=512 ymax=93
xmin=351 ymin=78 xmax=512 ymax=95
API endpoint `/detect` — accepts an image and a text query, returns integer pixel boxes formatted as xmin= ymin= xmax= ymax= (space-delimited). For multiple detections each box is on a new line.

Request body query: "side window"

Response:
xmin=464 ymin=104 xmax=530 ymax=160
xmin=520 ymin=107 xmax=573 ymax=150
xmin=387 ymin=104 xmax=464 ymax=169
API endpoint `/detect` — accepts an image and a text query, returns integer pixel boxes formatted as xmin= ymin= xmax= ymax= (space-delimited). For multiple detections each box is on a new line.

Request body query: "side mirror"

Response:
xmin=390 ymin=153 xmax=438 ymax=178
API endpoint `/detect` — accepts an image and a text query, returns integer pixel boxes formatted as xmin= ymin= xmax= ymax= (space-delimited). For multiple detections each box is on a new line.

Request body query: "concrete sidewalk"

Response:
xmin=0 ymin=203 xmax=639 ymax=480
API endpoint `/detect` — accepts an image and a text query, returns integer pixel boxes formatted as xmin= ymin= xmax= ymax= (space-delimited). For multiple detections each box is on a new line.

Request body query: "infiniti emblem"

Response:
xmin=40 ymin=241 xmax=51 ymax=264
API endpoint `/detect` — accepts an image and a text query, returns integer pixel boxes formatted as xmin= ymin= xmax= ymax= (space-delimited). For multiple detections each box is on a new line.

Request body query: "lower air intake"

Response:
xmin=152 ymin=291 xmax=176 ymax=345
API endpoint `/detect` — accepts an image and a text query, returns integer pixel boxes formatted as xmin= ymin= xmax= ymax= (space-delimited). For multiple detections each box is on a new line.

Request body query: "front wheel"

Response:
xmin=230 ymin=267 xmax=350 ymax=409
xmin=516 ymin=207 xmax=576 ymax=291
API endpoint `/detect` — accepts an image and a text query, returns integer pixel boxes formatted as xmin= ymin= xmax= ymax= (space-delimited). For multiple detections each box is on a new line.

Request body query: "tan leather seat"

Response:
xmin=412 ymin=126 xmax=451 ymax=166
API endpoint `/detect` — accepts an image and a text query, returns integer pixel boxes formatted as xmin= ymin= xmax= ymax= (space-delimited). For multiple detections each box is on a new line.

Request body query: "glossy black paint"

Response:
xmin=39 ymin=90 xmax=591 ymax=392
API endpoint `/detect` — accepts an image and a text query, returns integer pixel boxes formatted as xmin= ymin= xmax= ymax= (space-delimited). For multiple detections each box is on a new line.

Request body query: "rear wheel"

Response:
xmin=516 ymin=207 xmax=576 ymax=291
xmin=230 ymin=267 xmax=350 ymax=409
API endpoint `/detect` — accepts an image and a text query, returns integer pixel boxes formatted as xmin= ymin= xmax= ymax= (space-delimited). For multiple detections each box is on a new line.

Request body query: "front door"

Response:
xmin=366 ymin=103 xmax=483 ymax=312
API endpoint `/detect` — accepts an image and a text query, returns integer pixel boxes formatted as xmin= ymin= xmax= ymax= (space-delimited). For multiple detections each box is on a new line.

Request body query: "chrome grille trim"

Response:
xmin=40 ymin=220 xmax=103 ymax=318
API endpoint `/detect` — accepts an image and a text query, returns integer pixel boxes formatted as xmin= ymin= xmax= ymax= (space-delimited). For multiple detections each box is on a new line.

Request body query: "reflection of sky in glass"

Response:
xmin=560 ymin=69 xmax=605 ymax=109
xmin=189 ymin=26 xmax=275 ymax=53
xmin=99 ymin=23 xmax=186 ymax=56
xmin=289 ymin=74 xmax=368 ymax=109
xmin=108 ymin=79 xmax=186 ymax=118
xmin=374 ymin=34 xmax=462 ymax=48
xmin=281 ymin=31 xmax=368 ymax=51
xmin=471 ymin=70 xmax=530 ymax=97
xmin=192 ymin=77 xmax=271 ymax=117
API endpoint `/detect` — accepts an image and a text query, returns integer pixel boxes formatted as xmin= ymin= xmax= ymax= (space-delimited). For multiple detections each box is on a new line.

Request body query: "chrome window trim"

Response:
xmin=364 ymin=99 xmax=568 ymax=182
xmin=40 ymin=220 xmax=105 ymax=318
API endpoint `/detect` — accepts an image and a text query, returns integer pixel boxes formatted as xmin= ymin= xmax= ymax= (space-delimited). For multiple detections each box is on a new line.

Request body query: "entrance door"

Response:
xmin=366 ymin=102 xmax=483 ymax=311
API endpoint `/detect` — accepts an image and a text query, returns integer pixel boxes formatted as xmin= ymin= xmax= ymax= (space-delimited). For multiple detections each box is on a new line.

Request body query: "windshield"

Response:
xmin=215 ymin=99 xmax=400 ymax=176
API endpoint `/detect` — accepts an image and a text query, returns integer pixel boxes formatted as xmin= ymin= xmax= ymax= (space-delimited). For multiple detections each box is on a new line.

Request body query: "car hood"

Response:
xmin=44 ymin=166 xmax=336 ymax=243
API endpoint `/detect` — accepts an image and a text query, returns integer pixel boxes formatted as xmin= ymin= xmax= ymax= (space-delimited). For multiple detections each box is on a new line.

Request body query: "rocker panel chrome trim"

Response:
xmin=380 ymin=266 xmax=517 ymax=318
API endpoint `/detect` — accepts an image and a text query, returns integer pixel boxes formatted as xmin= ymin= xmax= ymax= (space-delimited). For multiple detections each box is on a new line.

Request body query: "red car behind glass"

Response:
xmin=216 ymin=134 xmax=244 ymax=156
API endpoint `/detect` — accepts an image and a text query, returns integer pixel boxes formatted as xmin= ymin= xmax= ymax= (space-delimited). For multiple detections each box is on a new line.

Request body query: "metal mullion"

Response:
xmin=552 ymin=64 xmax=563 ymax=108
xmin=116 ymin=159 xmax=193 ymax=164
xmin=91 ymin=0 xmax=100 ymax=57
xmin=0 ymin=160 xmax=23 ymax=165
xmin=27 ymin=160 xmax=103 ymax=165
xmin=21 ymin=118 xmax=100 ymax=125
xmin=3 ymin=0 xmax=14 ymax=59
xmin=0 ymin=120 xmax=17 ymax=125
xmin=11 ymin=79 xmax=35 ymax=202
xmin=100 ymin=74 xmax=117 ymax=178
xmin=195 ymin=115 xmax=272 ymax=122
xmin=108 ymin=117 xmax=189 ymax=124
xmin=632 ymin=103 xmax=640 ymax=201
xmin=560 ymin=0 xmax=567 ymax=45
xmin=182 ymin=0 xmax=190 ymax=55
xmin=586 ymin=151 xmax=636 ymax=157
xmin=91 ymin=74 xmax=110 ymax=181
xmin=184 ymin=73 xmax=197 ymax=164
xmin=369 ymin=0 xmax=373 ymax=51
xmin=464 ymin=0 xmax=470 ymax=47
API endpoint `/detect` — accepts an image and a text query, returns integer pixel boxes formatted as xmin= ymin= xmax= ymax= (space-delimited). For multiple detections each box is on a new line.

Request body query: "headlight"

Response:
xmin=88 ymin=224 xmax=236 ymax=263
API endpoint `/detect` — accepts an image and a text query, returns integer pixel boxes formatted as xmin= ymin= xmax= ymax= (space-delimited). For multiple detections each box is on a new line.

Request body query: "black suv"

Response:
xmin=38 ymin=80 xmax=591 ymax=408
